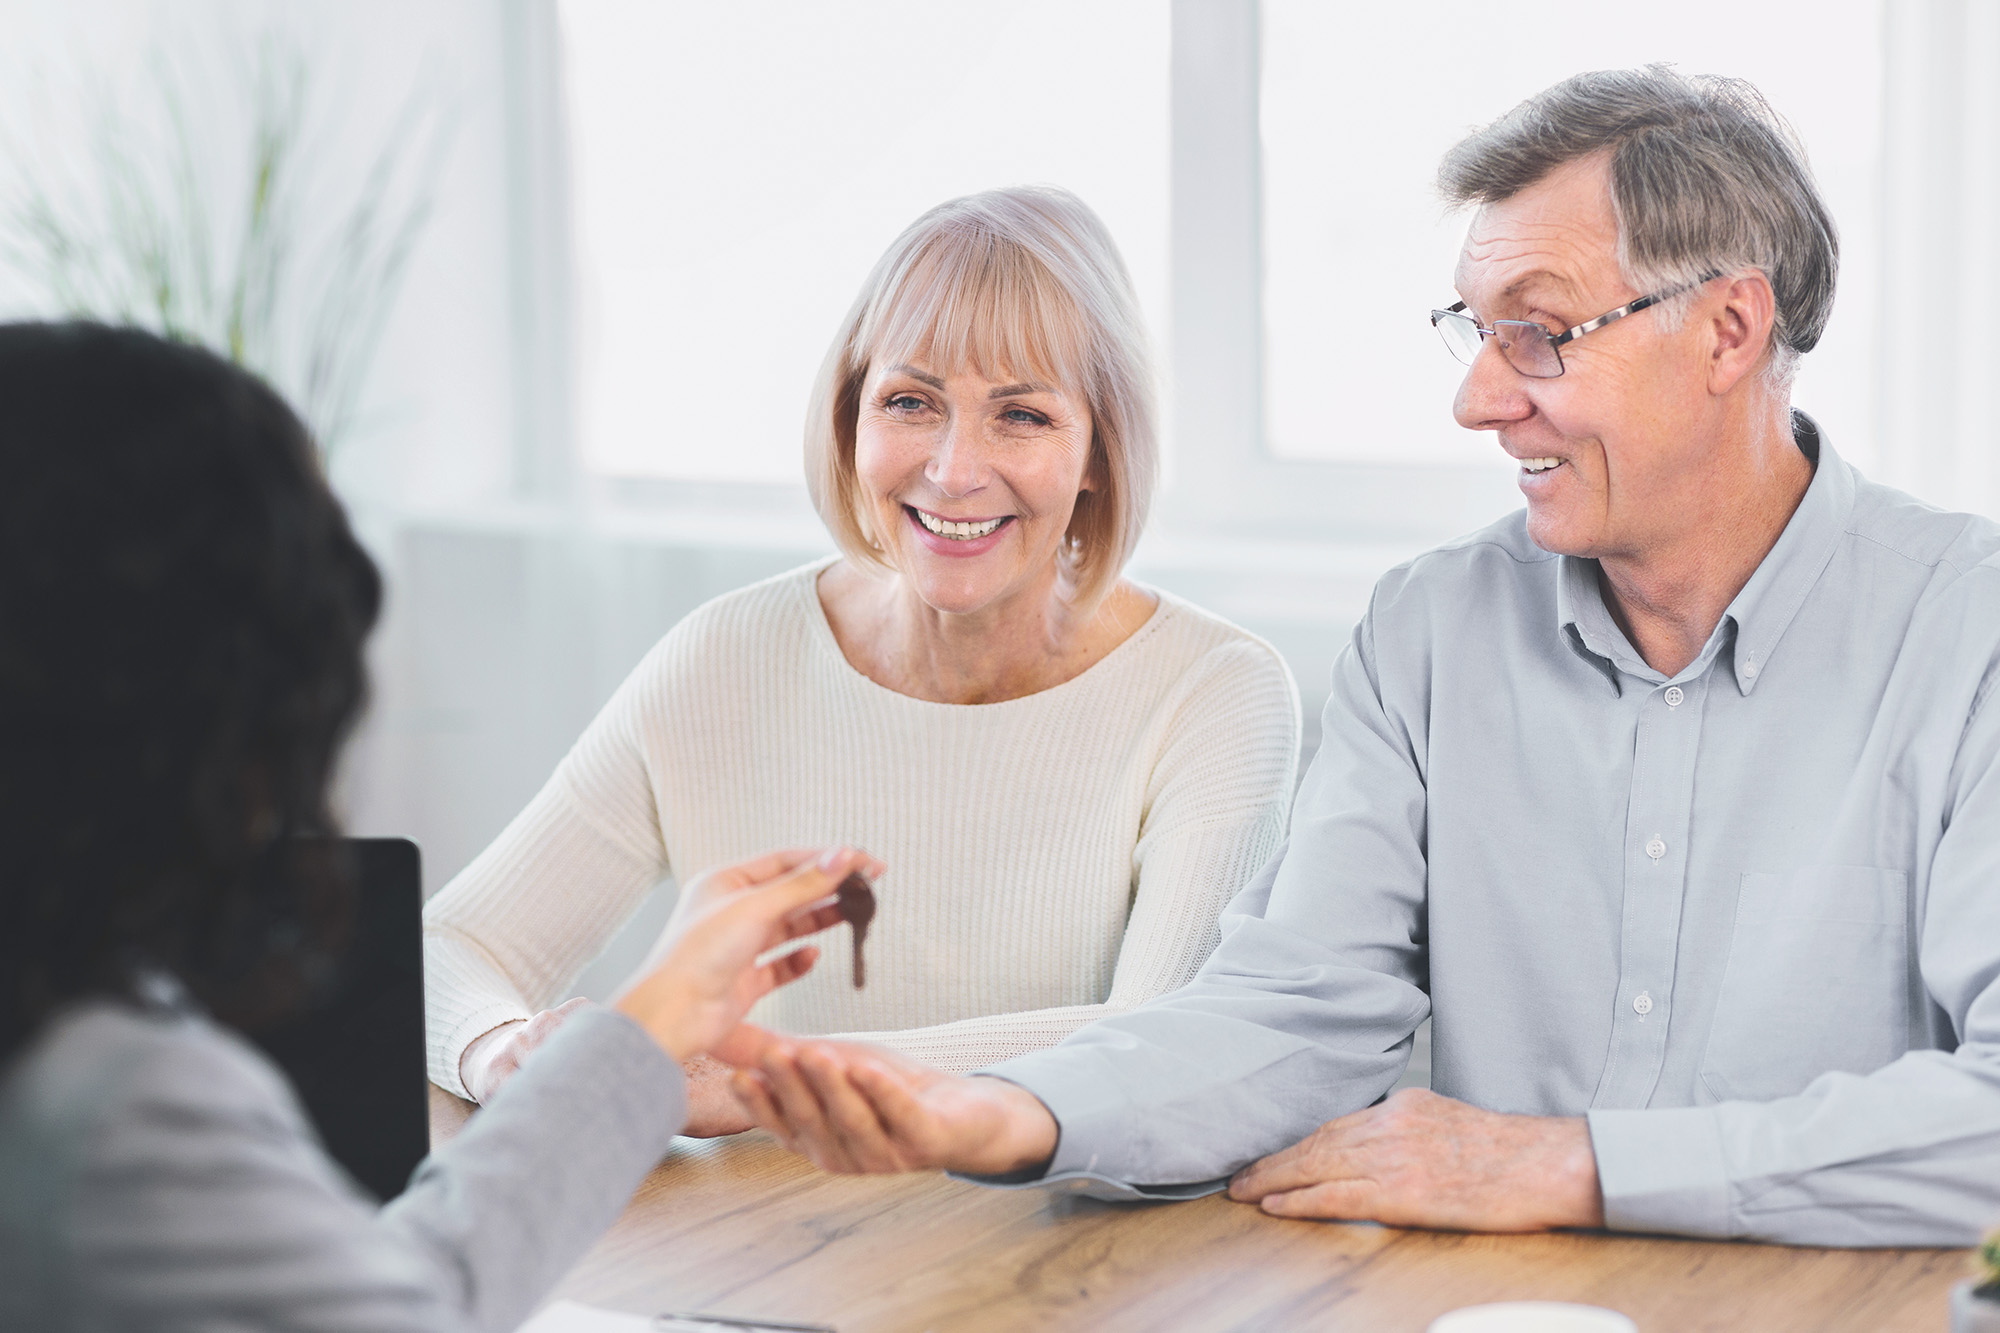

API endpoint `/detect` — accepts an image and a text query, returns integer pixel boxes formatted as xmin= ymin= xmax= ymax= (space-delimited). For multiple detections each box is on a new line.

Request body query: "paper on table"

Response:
xmin=516 ymin=1300 xmax=655 ymax=1332
xmin=519 ymin=1300 xmax=838 ymax=1333
xmin=1428 ymin=1302 xmax=1636 ymax=1333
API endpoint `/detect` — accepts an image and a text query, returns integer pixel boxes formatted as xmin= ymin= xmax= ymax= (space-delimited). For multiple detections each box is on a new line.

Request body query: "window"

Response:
xmin=1260 ymin=0 xmax=1886 ymax=470
xmin=561 ymin=0 xmax=1169 ymax=483
xmin=549 ymin=1 xmax=1895 ymax=541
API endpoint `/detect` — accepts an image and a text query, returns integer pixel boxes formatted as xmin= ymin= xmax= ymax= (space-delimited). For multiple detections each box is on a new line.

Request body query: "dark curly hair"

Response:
xmin=0 ymin=323 xmax=382 ymax=1065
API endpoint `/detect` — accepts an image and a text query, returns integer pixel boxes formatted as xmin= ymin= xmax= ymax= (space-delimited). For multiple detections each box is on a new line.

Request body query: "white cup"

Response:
xmin=1428 ymin=1301 xmax=1639 ymax=1333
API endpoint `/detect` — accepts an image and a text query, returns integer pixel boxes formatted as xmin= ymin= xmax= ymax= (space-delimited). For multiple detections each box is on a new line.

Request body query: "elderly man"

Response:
xmin=733 ymin=67 xmax=2000 ymax=1247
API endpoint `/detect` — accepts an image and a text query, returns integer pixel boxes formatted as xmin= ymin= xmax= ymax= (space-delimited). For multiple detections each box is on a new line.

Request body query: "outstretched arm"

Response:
xmin=748 ymin=609 xmax=1431 ymax=1193
xmin=732 ymin=1040 xmax=1059 ymax=1178
xmin=58 ymin=849 xmax=861 ymax=1332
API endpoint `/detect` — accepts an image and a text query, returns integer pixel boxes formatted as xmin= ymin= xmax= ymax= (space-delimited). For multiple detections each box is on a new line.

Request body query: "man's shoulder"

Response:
xmin=1846 ymin=473 xmax=2000 ymax=588
xmin=1370 ymin=509 xmax=1555 ymax=611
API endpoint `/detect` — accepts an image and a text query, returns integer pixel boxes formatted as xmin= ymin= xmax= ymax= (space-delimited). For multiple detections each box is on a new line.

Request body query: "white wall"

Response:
xmin=0 ymin=0 xmax=523 ymax=511
xmin=1878 ymin=0 xmax=2000 ymax=519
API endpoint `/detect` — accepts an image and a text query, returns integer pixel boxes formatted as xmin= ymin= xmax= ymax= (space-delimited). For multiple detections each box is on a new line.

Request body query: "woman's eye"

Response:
xmin=885 ymin=394 xmax=926 ymax=413
xmin=1000 ymin=407 xmax=1047 ymax=426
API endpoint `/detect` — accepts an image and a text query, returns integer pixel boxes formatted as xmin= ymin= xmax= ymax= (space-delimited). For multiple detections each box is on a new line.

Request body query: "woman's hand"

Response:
xmin=613 ymin=846 xmax=875 ymax=1064
xmin=731 ymin=1039 xmax=1058 ymax=1177
xmin=459 ymin=998 xmax=591 ymax=1104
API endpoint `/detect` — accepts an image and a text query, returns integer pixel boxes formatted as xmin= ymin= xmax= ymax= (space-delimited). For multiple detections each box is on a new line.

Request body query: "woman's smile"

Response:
xmin=905 ymin=504 xmax=1016 ymax=556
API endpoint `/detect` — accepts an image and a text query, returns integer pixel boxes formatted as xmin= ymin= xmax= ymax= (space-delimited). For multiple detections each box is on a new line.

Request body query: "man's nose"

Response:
xmin=1452 ymin=338 xmax=1534 ymax=432
xmin=926 ymin=416 xmax=987 ymax=497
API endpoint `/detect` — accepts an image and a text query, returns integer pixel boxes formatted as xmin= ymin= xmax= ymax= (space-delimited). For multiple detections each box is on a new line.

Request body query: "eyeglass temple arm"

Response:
xmin=1551 ymin=295 xmax=1660 ymax=349
xmin=1550 ymin=271 xmax=1724 ymax=349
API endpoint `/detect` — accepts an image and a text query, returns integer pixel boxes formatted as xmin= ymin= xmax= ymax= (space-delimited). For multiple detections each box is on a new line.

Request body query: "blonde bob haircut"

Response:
xmin=804 ymin=185 xmax=1158 ymax=613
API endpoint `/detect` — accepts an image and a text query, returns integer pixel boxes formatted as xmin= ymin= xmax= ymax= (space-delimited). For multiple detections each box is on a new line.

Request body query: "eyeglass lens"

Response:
xmin=1429 ymin=310 xmax=1564 ymax=378
xmin=1432 ymin=310 xmax=1483 ymax=364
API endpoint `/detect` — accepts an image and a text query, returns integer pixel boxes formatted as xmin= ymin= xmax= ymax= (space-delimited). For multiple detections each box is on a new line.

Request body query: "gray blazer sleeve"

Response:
xmin=0 ymin=1001 xmax=683 ymax=1333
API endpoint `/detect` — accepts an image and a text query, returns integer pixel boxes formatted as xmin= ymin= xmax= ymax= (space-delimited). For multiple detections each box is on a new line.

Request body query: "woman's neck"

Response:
xmin=817 ymin=561 xmax=1158 ymax=705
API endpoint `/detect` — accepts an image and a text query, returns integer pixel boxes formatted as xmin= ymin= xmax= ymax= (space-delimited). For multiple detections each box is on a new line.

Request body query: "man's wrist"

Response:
xmin=971 ymin=1075 xmax=1061 ymax=1177
xmin=1549 ymin=1114 xmax=1606 ymax=1228
xmin=1585 ymin=1105 xmax=1731 ymax=1237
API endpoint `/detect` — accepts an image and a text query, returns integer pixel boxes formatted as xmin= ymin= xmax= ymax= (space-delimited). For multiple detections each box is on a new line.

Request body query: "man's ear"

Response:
xmin=1706 ymin=270 xmax=1779 ymax=395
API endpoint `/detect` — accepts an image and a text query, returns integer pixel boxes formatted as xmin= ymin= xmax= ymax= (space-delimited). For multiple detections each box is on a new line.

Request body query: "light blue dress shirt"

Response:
xmin=986 ymin=417 xmax=2000 ymax=1246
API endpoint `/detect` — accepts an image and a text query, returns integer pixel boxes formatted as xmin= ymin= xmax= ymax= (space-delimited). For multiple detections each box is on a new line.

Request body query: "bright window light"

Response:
xmin=1261 ymin=1 xmax=1885 ymax=469
xmin=562 ymin=0 xmax=1169 ymax=483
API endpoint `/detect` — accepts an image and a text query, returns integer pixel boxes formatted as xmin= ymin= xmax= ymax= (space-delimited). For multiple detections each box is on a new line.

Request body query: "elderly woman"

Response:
xmin=427 ymin=185 xmax=1301 ymax=1130
xmin=0 ymin=322 xmax=862 ymax=1330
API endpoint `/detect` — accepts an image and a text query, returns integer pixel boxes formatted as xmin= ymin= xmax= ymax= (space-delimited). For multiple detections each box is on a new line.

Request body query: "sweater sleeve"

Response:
xmin=423 ymin=646 xmax=675 ymax=1098
xmin=825 ymin=638 xmax=1302 ymax=1073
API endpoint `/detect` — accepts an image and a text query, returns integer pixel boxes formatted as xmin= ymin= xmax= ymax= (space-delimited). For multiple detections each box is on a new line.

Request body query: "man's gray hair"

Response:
xmin=1438 ymin=65 xmax=1837 ymax=389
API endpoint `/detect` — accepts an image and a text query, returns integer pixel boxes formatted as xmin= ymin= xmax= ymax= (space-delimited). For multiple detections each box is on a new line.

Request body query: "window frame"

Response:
xmin=1160 ymin=0 xmax=1514 ymax=545
xmin=507 ymin=0 xmax=1516 ymax=548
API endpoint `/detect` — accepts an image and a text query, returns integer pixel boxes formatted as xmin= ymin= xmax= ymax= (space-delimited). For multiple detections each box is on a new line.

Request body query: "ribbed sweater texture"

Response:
xmin=423 ymin=560 xmax=1301 ymax=1098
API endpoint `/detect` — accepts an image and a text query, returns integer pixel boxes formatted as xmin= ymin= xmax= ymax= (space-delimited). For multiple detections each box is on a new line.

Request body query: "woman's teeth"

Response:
xmin=914 ymin=509 xmax=1006 ymax=540
xmin=1520 ymin=457 xmax=1563 ymax=473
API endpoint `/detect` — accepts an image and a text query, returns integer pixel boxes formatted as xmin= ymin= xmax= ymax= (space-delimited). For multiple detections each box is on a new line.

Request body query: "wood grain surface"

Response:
xmin=430 ymin=1087 xmax=1970 ymax=1332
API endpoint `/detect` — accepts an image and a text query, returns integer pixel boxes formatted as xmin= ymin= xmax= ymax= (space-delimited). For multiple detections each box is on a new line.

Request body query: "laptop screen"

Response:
xmin=252 ymin=837 xmax=430 ymax=1201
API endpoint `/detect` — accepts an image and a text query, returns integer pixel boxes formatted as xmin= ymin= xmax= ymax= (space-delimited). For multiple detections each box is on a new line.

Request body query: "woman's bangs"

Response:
xmin=862 ymin=233 xmax=1089 ymax=395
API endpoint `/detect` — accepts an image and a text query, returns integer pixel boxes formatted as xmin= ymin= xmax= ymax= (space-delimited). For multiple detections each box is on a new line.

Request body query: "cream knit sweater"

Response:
xmin=422 ymin=561 xmax=1300 ymax=1099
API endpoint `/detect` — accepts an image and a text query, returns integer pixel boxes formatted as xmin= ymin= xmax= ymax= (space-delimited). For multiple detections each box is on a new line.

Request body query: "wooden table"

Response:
xmin=432 ymin=1089 xmax=1970 ymax=1332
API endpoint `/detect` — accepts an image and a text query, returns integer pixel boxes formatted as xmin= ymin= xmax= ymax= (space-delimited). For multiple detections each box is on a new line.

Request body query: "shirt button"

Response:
xmin=1743 ymin=659 xmax=1760 ymax=679
xmin=1664 ymin=686 xmax=1684 ymax=707
xmin=1645 ymin=837 xmax=1666 ymax=860
xmin=1633 ymin=991 xmax=1654 ymax=1016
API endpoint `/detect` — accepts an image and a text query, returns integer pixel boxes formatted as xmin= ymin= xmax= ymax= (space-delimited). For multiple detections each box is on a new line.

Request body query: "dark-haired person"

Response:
xmin=0 ymin=321 xmax=865 ymax=1332
xmin=736 ymin=67 xmax=2000 ymax=1248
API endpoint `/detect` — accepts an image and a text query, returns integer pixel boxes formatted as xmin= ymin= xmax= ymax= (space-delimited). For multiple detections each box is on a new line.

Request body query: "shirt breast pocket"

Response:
xmin=1699 ymin=866 xmax=1910 ymax=1104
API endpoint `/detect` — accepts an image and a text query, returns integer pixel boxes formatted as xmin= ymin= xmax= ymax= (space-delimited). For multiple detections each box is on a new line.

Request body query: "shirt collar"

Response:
xmin=1556 ymin=556 xmax=1641 ymax=694
xmin=1554 ymin=410 xmax=1854 ymax=698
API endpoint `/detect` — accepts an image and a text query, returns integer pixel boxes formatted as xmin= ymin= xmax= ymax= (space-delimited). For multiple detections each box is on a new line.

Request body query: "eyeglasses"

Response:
xmin=1429 ymin=273 xmax=1719 ymax=378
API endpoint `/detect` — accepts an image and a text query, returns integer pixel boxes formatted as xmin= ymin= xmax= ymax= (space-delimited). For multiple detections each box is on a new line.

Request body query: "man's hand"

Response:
xmin=679 ymin=1053 xmax=757 ymax=1137
xmin=1228 ymin=1088 xmax=1604 ymax=1231
xmin=731 ymin=1039 xmax=1058 ymax=1177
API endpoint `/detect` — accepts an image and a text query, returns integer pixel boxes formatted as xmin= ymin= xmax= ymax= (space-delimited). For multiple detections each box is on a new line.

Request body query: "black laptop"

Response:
xmin=252 ymin=837 xmax=431 ymax=1201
